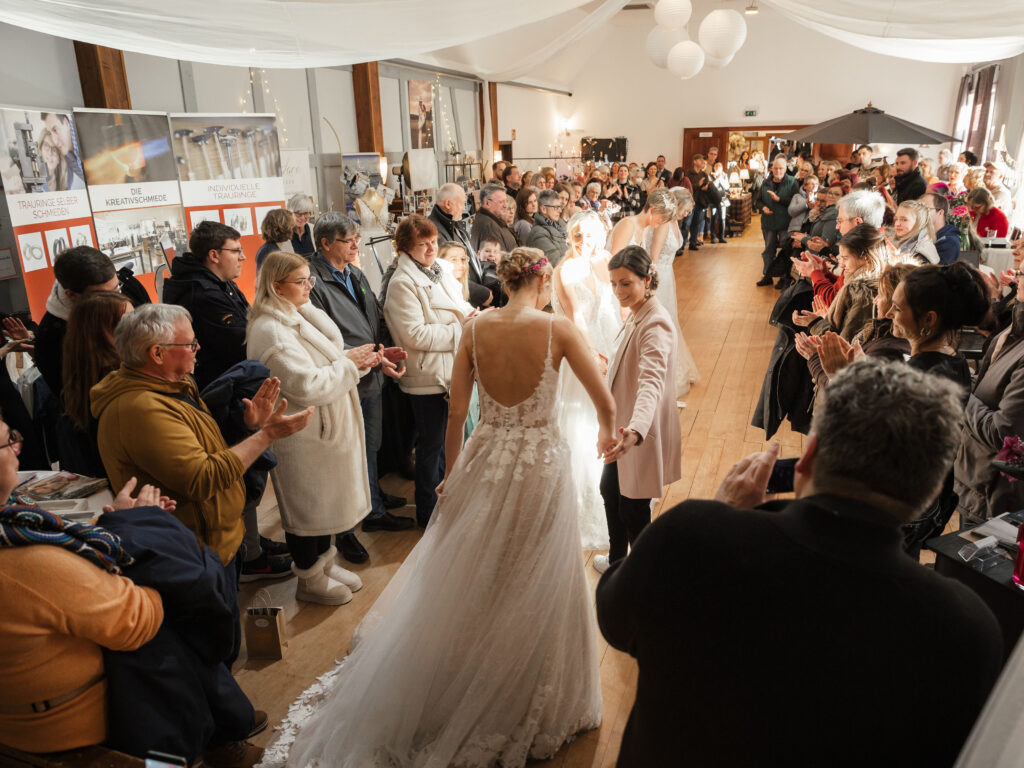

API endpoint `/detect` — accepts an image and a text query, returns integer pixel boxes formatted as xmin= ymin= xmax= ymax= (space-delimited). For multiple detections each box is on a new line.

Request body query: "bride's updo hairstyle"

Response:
xmin=497 ymin=247 xmax=552 ymax=292
xmin=608 ymin=245 xmax=659 ymax=292
xmin=642 ymin=188 xmax=678 ymax=221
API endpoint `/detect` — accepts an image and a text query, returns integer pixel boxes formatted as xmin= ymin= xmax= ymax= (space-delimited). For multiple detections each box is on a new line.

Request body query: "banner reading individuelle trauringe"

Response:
xmin=0 ymin=106 xmax=95 ymax=319
xmin=170 ymin=113 xmax=284 ymax=299
xmin=74 ymin=108 xmax=188 ymax=301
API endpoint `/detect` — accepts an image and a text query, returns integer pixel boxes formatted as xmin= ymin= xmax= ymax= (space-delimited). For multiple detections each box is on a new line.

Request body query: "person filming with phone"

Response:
xmin=595 ymin=358 xmax=1003 ymax=767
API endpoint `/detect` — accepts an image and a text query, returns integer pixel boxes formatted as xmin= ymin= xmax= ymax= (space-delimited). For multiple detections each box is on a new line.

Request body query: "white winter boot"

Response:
xmin=293 ymin=550 xmax=353 ymax=605
xmin=321 ymin=545 xmax=363 ymax=592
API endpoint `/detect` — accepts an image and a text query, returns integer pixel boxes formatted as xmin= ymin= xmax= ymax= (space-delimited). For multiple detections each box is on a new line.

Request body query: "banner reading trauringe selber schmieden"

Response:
xmin=74 ymin=108 xmax=188 ymax=302
xmin=169 ymin=113 xmax=284 ymax=300
xmin=0 ymin=105 xmax=94 ymax=319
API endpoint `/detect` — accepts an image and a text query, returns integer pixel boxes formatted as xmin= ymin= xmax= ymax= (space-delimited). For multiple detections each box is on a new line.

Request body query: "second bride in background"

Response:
xmin=552 ymin=210 xmax=622 ymax=550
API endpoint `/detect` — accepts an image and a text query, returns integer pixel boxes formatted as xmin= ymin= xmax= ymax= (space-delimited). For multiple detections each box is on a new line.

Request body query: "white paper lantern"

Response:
xmin=705 ymin=53 xmax=735 ymax=69
xmin=645 ymin=26 xmax=688 ymax=69
xmin=698 ymin=9 xmax=747 ymax=60
xmin=654 ymin=0 xmax=692 ymax=30
xmin=667 ymin=40 xmax=705 ymax=79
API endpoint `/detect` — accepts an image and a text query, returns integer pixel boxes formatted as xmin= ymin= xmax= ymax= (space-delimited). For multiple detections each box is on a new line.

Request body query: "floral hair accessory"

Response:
xmin=649 ymin=263 xmax=658 ymax=275
xmin=528 ymin=258 xmax=548 ymax=272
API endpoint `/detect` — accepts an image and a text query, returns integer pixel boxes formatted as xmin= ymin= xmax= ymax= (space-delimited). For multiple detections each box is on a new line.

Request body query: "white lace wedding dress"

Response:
xmin=650 ymin=222 xmax=700 ymax=398
xmin=272 ymin=316 xmax=602 ymax=768
xmin=551 ymin=255 xmax=622 ymax=551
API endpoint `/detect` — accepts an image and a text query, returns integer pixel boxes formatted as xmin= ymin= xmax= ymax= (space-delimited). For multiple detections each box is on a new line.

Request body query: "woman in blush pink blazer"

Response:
xmin=595 ymin=245 xmax=682 ymax=573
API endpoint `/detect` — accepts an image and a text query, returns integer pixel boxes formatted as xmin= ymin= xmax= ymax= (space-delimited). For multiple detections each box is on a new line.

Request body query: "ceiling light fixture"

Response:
xmin=745 ymin=1 xmax=759 ymax=14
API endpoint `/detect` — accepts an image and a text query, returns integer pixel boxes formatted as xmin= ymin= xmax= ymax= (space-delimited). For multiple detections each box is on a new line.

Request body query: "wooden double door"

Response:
xmin=680 ymin=126 xmax=854 ymax=167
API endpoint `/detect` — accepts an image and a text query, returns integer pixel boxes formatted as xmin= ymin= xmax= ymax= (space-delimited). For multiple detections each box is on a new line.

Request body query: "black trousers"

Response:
xmin=285 ymin=532 xmax=331 ymax=570
xmin=600 ymin=462 xmax=652 ymax=562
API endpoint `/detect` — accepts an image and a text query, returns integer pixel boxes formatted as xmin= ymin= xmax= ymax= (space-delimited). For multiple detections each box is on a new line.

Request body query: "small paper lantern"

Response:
xmin=645 ymin=26 xmax=688 ymax=69
xmin=667 ymin=40 xmax=705 ymax=79
xmin=654 ymin=0 xmax=692 ymax=30
xmin=705 ymin=53 xmax=735 ymax=69
xmin=698 ymin=9 xmax=747 ymax=60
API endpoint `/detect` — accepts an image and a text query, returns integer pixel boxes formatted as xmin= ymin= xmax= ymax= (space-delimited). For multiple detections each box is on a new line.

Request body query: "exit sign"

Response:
xmin=744 ymin=109 xmax=758 ymax=117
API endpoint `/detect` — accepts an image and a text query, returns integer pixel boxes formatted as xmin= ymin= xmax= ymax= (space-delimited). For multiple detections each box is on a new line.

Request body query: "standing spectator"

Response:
xmin=512 ymin=186 xmax=538 ymax=243
xmin=35 ymin=246 xmax=118 ymax=397
xmin=526 ymin=188 xmax=569 ymax=266
xmin=684 ymin=155 xmax=711 ymax=251
xmin=440 ymin=242 xmax=491 ymax=310
xmin=307 ymin=212 xmax=414 ymax=554
xmin=287 ymin=193 xmax=316 ymax=256
xmin=892 ymin=147 xmax=928 ymax=204
xmin=757 ymin=156 xmax=799 ymax=286
xmin=428 ymin=182 xmax=496 ymax=304
xmin=597 ymin=359 xmax=1002 ymax=767
xmin=247 ymin=252 xmax=378 ymax=604
xmin=502 ymin=164 xmax=522 ymax=197
xmin=490 ymin=159 xmax=507 ymax=183
xmin=947 ymin=162 xmax=969 ymax=195
xmin=936 ymin=148 xmax=953 ymax=181
xmin=655 ymin=154 xmax=672 ymax=186
xmin=923 ymin=192 xmax=961 ymax=265
xmin=470 ymin=183 xmax=517 ymax=253
xmin=383 ymin=215 xmax=473 ymax=527
xmin=255 ymin=208 xmax=295 ymax=270
xmin=983 ymin=162 xmax=1013 ymax=213
xmin=609 ymin=164 xmax=643 ymax=221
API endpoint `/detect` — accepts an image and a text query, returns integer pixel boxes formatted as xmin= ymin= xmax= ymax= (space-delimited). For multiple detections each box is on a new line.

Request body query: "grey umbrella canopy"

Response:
xmin=784 ymin=105 xmax=957 ymax=145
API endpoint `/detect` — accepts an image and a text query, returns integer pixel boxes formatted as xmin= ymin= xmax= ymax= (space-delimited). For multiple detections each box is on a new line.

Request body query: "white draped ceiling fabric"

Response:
xmin=1 ymin=0 xmax=1021 ymax=75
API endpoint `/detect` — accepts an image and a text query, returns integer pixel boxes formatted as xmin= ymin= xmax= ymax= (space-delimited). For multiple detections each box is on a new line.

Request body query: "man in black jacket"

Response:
xmin=309 ymin=213 xmax=414 ymax=563
xmin=893 ymin=146 xmax=928 ymax=204
xmin=597 ymin=359 xmax=1003 ymax=768
xmin=429 ymin=183 xmax=499 ymax=304
xmin=163 ymin=220 xmax=291 ymax=582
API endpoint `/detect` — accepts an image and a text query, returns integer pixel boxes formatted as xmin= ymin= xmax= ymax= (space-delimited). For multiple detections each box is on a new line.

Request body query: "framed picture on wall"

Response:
xmin=408 ymin=80 xmax=435 ymax=150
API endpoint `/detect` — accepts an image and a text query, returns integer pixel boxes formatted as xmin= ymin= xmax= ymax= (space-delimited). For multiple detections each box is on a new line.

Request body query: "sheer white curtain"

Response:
xmin=762 ymin=0 xmax=1024 ymax=63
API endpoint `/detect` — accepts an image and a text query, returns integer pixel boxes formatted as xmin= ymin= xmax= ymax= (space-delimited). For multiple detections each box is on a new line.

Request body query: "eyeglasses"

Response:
xmin=2 ymin=429 xmax=22 ymax=456
xmin=161 ymin=340 xmax=199 ymax=352
xmin=276 ymin=275 xmax=318 ymax=287
xmin=294 ymin=211 xmax=313 ymax=218
xmin=219 ymin=247 xmax=244 ymax=256
xmin=545 ymin=204 xmax=565 ymax=211
xmin=335 ymin=237 xmax=362 ymax=246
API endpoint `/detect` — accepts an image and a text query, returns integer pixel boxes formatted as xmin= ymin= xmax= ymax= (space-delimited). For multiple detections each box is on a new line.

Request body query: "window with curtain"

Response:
xmin=962 ymin=65 xmax=999 ymax=162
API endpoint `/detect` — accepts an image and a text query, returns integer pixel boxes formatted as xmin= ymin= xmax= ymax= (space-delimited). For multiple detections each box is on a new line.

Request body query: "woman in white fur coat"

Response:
xmin=247 ymin=250 xmax=382 ymax=605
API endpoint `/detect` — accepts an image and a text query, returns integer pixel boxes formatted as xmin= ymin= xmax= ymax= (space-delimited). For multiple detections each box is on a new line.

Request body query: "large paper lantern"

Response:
xmin=654 ymin=0 xmax=692 ymax=30
xmin=667 ymin=40 xmax=705 ymax=79
xmin=698 ymin=9 xmax=747 ymax=60
xmin=705 ymin=53 xmax=735 ymax=69
xmin=646 ymin=26 xmax=688 ymax=69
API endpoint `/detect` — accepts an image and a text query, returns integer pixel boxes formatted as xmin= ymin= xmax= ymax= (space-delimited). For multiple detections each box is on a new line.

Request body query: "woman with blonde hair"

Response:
xmin=893 ymin=199 xmax=940 ymax=264
xmin=438 ymin=242 xmax=491 ymax=309
xmin=246 ymin=250 xmax=382 ymax=605
xmin=609 ymin=187 xmax=677 ymax=256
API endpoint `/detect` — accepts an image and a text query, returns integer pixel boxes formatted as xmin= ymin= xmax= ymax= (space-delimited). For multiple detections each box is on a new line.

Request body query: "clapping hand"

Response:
xmin=104 ymin=476 xmax=176 ymax=514
xmin=790 ymin=232 xmax=804 ymax=246
xmin=346 ymin=343 xmax=382 ymax=369
xmin=999 ymin=269 xmax=1017 ymax=288
xmin=714 ymin=442 xmax=781 ymax=508
xmin=807 ymin=236 xmax=828 ymax=253
xmin=792 ymin=309 xmax=820 ymax=327
xmin=243 ymin=377 xmax=281 ymax=429
xmin=380 ymin=345 xmax=407 ymax=379
xmin=817 ymin=332 xmax=859 ymax=375
xmin=262 ymin=400 xmax=313 ymax=441
xmin=812 ymin=295 xmax=829 ymax=316
xmin=793 ymin=331 xmax=821 ymax=361
xmin=2 ymin=317 xmax=32 ymax=341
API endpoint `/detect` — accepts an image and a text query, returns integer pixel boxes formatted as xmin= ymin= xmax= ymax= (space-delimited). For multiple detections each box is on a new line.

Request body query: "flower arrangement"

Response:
xmin=993 ymin=436 xmax=1024 ymax=481
xmin=944 ymin=191 xmax=973 ymax=250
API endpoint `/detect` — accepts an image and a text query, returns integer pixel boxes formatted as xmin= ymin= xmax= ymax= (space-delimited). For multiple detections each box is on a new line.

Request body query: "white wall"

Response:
xmin=124 ymin=52 xmax=184 ymax=113
xmin=992 ymin=53 xmax=1024 ymax=158
xmin=0 ymin=22 xmax=83 ymax=109
xmin=496 ymin=85 xmax=573 ymax=169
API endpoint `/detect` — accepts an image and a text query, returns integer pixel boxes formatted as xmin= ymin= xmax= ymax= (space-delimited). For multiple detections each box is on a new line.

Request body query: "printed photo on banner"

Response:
xmin=75 ymin=111 xmax=177 ymax=186
xmin=93 ymin=205 xmax=185 ymax=277
xmin=408 ymin=80 xmax=435 ymax=150
xmin=0 ymin=109 xmax=84 ymax=194
xmin=169 ymin=114 xmax=282 ymax=182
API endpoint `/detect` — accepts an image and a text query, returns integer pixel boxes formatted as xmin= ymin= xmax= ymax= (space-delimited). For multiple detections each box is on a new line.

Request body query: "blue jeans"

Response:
xmin=360 ymin=392 xmax=385 ymax=519
xmin=687 ymin=205 xmax=706 ymax=247
xmin=409 ymin=392 xmax=448 ymax=526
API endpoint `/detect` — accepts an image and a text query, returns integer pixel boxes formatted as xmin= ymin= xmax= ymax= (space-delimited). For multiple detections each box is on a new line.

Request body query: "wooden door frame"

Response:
xmin=682 ymin=124 xmax=810 ymax=166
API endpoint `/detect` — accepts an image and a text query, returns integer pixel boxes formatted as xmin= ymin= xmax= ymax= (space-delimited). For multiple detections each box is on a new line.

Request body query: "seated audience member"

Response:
xmin=936 ymin=148 xmax=953 ymax=181
xmin=967 ymin=187 xmax=1010 ymax=239
xmin=597 ymin=358 xmax=1003 ymax=768
xmin=440 ymin=242 xmax=491 ymax=309
xmin=923 ymin=192 xmax=961 ymax=265
xmin=961 ymin=150 xmax=980 ymax=168
xmin=893 ymin=200 xmax=940 ymax=264
xmin=60 ymin=291 xmax=133 ymax=477
xmin=35 ymin=246 xmax=119 ymax=397
xmin=502 ymin=164 xmax=522 ymax=197
xmin=470 ymin=183 xmax=517 ymax=253
xmin=91 ymin=305 xmax=311 ymax=604
xmin=955 ymin=267 xmax=1024 ymax=526
xmin=512 ymin=186 xmax=538 ymax=243
xmin=287 ymin=193 xmax=316 ymax=256
xmin=521 ymin=170 xmax=535 ymax=189
xmin=892 ymin=147 xmax=928 ymax=205
xmin=163 ymin=221 xmax=250 ymax=391
xmin=526 ymin=188 xmax=569 ymax=266
xmin=582 ymin=181 xmax=603 ymax=212
xmin=964 ymin=167 xmax=985 ymax=193
xmin=255 ymin=208 xmax=295 ymax=270
xmin=795 ymin=184 xmax=840 ymax=255
xmin=918 ymin=158 xmax=939 ymax=186
xmin=983 ymin=162 xmax=1013 ymax=213
xmin=947 ymin=162 xmax=968 ymax=195
xmin=552 ymin=181 xmax=574 ymax=224
xmin=490 ymin=159 xmax=506 ymax=183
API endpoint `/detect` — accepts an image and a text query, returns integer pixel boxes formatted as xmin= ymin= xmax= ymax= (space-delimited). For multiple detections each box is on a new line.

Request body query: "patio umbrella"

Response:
xmin=784 ymin=104 xmax=957 ymax=145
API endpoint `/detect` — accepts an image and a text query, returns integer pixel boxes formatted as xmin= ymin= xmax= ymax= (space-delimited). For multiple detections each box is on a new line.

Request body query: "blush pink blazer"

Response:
xmin=606 ymin=297 xmax=682 ymax=499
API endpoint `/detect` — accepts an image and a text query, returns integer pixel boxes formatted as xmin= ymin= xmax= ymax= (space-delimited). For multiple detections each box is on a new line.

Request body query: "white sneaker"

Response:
xmin=322 ymin=546 xmax=363 ymax=592
xmin=593 ymin=554 xmax=610 ymax=574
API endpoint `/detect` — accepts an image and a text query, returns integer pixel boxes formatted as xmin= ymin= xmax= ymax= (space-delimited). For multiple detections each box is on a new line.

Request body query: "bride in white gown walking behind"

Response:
xmin=282 ymin=246 xmax=616 ymax=768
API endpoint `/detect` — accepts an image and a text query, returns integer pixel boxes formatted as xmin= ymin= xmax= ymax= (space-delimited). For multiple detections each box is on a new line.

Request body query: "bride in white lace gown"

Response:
xmin=647 ymin=187 xmax=701 ymax=399
xmin=280 ymin=247 xmax=616 ymax=768
xmin=552 ymin=210 xmax=623 ymax=551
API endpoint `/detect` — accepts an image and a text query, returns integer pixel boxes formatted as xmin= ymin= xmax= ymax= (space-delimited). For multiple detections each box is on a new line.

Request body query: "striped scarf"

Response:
xmin=0 ymin=506 xmax=133 ymax=574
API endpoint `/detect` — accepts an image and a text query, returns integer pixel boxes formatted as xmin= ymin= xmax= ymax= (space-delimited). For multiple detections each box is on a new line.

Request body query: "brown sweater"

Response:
xmin=0 ymin=546 xmax=162 ymax=752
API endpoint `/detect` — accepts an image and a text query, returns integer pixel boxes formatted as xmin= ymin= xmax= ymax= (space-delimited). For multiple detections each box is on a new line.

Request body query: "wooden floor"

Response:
xmin=236 ymin=222 xmax=807 ymax=765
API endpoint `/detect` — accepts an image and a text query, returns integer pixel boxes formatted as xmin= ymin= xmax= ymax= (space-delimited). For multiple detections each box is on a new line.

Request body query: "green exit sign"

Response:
xmin=744 ymin=109 xmax=758 ymax=117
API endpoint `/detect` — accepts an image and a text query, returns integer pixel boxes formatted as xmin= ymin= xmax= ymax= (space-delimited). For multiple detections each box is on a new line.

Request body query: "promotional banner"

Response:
xmin=74 ymin=108 xmax=188 ymax=301
xmin=169 ymin=114 xmax=284 ymax=298
xmin=0 ymin=106 xmax=95 ymax=318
